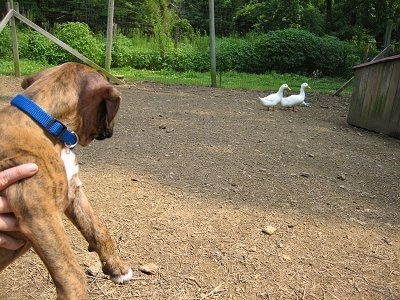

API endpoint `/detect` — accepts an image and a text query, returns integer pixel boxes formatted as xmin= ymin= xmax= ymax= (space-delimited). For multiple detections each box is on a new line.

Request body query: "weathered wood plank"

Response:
xmin=348 ymin=55 xmax=400 ymax=138
xmin=378 ymin=61 xmax=394 ymax=130
xmin=387 ymin=65 xmax=400 ymax=137
xmin=0 ymin=10 xmax=13 ymax=32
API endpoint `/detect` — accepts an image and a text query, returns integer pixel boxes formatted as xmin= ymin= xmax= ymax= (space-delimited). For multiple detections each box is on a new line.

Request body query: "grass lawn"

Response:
xmin=0 ymin=59 xmax=353 ymax=95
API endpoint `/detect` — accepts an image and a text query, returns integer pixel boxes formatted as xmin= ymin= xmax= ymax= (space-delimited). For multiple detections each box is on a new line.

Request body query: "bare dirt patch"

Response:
xmin=0 ymin=76 xmax=399 ymax=299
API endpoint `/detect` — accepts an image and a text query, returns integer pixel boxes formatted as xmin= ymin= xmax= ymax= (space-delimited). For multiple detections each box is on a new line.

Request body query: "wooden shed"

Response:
xmin=347 ymin=54 xmax=400 ymax=138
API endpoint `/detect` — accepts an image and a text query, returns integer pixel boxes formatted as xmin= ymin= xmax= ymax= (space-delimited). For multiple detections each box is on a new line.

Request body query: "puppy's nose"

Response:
xmin=96 ymin=128 xmax=113 ymax=140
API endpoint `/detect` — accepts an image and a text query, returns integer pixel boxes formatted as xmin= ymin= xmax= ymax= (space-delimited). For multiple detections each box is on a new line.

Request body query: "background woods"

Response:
xmin=7 ymin=0 xmax=400 ymax=42
xmin=1 ymin=0 xmax=400 ymax=77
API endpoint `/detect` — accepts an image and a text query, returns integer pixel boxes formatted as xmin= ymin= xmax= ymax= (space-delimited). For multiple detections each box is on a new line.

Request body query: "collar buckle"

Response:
xmin=66 ymin=131 xmax=79 ymax=149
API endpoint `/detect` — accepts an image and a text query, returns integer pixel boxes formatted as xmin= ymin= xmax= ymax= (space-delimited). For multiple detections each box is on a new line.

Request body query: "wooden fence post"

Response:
xmin=105 ymin=0 xmax=114 ymax=72
xmin=209 ymin=0 xmax=217 ymax=87
xmin=8 ymin=0 xmax=21 ymax=77
xmin=384 ymin=20 xmax=393 ymax=48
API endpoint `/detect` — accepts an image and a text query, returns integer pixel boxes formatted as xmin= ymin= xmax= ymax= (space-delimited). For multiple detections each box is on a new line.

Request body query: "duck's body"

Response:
xmin=259 ymin=84 xmax=290 ymax=111
xmin=281 ymin=83 xmax=311 ymax=111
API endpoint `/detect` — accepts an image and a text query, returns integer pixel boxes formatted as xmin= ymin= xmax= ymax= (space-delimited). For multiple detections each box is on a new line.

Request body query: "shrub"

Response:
xmin=245 ymin=29 xmax=357 ymax=76
xmin=164 ymin=45 xmax=196 ymax=72
xmin=112 ymin=34 xmax=135 ymax=67
xmin=112 ymin=28 xmax=358 ymax=77
xmin=5 ymin=22 xmax=362 ymax=78
xmin=0 ymin=26 xmax=12 ymax=58
xmin=216 ymin=37 xmax=260 ymax=73
xmin=164 ymin=45 xmax=209 ymax=72
xmin=131 ymin=49 xmax=162 ymax=70
xmin=52 ymin=22 xmax=104 ymax=65
xmin=18 ymin=22 xmax=104 ymax=65
xmin=141 ymin=28 xmax=360 ymax=76
xmin=19 ymin=30 xmax=62 ymax=64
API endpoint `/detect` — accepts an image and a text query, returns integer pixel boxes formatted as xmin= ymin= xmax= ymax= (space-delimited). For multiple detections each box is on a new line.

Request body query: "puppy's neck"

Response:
xmin=22 ymin=91 xmax=79 ymax=133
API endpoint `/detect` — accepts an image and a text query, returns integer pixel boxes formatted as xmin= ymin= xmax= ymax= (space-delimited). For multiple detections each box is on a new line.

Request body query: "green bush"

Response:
xmin=52 ymin=22 xmax=104 ymax=65
xmin=112 ymin=33 xmax=209 ymax=72
xmin=111 ymin=34 xmax=135 ymax=67
xmin=4 ymin=22 xmax=361 ymax=78
xmin=131 ymin=49 xmax=162 ymax=70
xmin=164 ymin=45 xmax=209 ymax=72
xmin=244 ymin=29 xmax=357 ymax=76
xmin=20 ymin=30 xmax=62 ymax=64
xmin=173 ymin=29 xmax=357 ymax=77
xmin=310 ymin=35 xmax=353 ymax=76
xmin=112 ymin=28 xmax=358 ymax=77
xmin=0 ymin=27 xmax=12 ymax=58
xmin=216 ymin=37 xmax=260 ymax=73
xmin=16 ymin=22 xmax=104 ymax=65
xmin=112 ymin=33 xmax=164 ymax=70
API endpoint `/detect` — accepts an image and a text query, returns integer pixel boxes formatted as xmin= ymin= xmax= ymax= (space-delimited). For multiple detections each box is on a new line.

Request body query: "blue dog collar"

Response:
xmin=11 ymin=94 xmax=79 ymax=149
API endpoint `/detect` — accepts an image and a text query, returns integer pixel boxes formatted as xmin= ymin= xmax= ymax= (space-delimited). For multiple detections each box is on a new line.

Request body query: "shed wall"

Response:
xmin=347 ymin=57 xmax=400 ymax=138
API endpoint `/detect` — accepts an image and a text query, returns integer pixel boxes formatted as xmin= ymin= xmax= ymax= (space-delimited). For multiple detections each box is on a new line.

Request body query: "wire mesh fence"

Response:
xmin=1 ymin=0 xmax=138 ymax=35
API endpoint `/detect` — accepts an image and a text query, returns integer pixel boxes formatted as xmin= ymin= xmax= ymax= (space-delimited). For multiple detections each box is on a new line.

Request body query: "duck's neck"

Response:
xmin=278 ymin=87 xmax=286 ymax=96
xmin=299 ymin=87 xmax=306 ymax=96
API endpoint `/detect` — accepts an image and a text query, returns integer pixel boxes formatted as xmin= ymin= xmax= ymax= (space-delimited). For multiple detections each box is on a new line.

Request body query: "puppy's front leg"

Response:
xmin=65 ymin=178 xmax=133 ymax=284
xmin=13 ymin=186 xmax=87 ymax=300
xmin=25 ymin=216 xmax=88 ymax=300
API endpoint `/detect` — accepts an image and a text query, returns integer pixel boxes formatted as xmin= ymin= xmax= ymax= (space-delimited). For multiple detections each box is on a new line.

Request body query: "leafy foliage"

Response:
xmin=0 ymin=27 xmax=12 ymax=58
xmin=20 ymin=30 xmax=60 ymax=64
xmin=8 ymin=0 xmax=400 ymax=50
xmin=259 ymin=29 xmax=357 ymax=76
xmin=52 ymin=22 xmax=104 ymax=65
xmin=2 ymin=0 xmax=397 ymax=78
xmin=216 ymin=37 xmax=260 ymax=73
xmin=16 ymin=22 xmax=104 ymax=65
xmin=1 ymin=23 xmax=359 ymax=77
xmin=213 ymin=29 xmax=357 ymax=77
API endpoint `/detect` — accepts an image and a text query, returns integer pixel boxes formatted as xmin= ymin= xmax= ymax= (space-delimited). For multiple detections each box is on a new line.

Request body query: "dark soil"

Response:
xmin=0 ymin=76 xmax=399 ymax=299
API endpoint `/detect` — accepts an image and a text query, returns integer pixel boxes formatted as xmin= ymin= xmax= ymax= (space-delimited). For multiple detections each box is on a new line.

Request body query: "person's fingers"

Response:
xmin=0 ymin=164 xmax=36 ymax=251
xmin=0 ymin=196 xmax=12 ymax=213
xmin=0 ymin=233 xmax=25 ymax=250
xmin=0 ymin=163 xmax=38 ymax=190
xmin=0 ymin=213 xmax=19 ymax=231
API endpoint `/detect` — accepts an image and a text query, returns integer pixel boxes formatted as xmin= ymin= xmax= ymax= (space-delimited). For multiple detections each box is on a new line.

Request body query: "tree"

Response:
xmin=144 ymin=0 xmax=176 ymax=54
xmin=331 ymin=0 xmax=400 ymax=46
xmin=5 ymin=0 xmax=400 ymax=48
xmin=325 ymin=0 xmax=333 ymax=33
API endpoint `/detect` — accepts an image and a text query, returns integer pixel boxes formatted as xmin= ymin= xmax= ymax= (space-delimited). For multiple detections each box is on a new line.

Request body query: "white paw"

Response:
xmin=111 ymin=268 xmax=133 ymax=284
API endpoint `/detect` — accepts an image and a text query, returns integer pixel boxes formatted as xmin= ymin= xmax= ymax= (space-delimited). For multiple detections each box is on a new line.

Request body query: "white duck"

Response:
xmin=259 ymin=84 xmax=291 ymax=111
xmin=281 ymin=83 xmax=311 ymax=111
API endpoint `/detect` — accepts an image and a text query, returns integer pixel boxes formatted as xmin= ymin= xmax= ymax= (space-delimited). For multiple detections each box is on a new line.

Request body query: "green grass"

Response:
xmin=0 ymin=60 xmax=51 ymax=76
xmin=115 ymin=67 xmax=352 ymax=95
xmin=1 ymin=59 xmax=352 ymax=95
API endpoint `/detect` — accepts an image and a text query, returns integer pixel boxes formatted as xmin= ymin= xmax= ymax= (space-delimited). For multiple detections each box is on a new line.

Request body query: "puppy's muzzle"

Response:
xmin=96 ymin=128 xmax=113 ymax=140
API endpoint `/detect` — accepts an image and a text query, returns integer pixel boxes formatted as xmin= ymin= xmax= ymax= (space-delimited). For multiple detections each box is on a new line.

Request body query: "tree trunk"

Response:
xmin=325 ymin=0 xmax=333 ymax=33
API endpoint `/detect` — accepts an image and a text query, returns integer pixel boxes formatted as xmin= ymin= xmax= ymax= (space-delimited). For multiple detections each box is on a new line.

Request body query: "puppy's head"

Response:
xmin=77 ymin=75 xmax=121 ymax=146
xmin=21 ymin=63 xmax=121 ymax=147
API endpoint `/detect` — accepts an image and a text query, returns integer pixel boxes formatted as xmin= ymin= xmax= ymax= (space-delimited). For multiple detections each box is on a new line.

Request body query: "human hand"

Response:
xmin=0 ymin=163 xmax=38 ymax=250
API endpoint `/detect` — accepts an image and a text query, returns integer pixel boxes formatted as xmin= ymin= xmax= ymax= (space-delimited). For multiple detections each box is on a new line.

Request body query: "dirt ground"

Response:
xmin=0 ymin=75 xmax=399 ymax=300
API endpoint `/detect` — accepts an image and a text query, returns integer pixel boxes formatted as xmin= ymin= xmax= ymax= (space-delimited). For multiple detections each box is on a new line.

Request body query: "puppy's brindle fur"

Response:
xmin=0 ymin=63 xmax=133 ymax=299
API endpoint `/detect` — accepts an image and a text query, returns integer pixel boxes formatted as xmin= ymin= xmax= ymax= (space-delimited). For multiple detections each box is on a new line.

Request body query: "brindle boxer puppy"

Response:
xmin=0 ymin=63 xmax=133 ymax=299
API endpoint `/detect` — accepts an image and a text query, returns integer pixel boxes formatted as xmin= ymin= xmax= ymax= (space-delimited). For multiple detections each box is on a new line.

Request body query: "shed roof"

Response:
xmin=353 ymin=54 xmax=400 ymax=69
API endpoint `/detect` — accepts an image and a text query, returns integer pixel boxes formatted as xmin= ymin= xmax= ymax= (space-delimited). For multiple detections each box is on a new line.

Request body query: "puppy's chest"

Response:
xmin=61 ymin=148 xmax=82 ymax=192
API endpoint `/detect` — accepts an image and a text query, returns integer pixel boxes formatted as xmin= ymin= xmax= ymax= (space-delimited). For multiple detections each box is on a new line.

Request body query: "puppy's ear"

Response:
xmin=21 ymin=77 xmax=34 ymax=89
xmin=21 ymin=65 xmax=61 ymax=89
xmin=103 ymin=86 xmax=121 ymax=123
